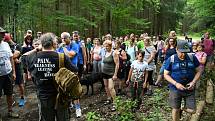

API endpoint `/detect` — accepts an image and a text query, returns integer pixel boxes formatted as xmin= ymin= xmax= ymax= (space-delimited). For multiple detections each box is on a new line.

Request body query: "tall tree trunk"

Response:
xmin=106 ymin=10 xmax=111 ymax=34
xmin=55 ymin=0 xmax=60 ymax=35
xmin=0 ymin=16 xmax=3 ymax=27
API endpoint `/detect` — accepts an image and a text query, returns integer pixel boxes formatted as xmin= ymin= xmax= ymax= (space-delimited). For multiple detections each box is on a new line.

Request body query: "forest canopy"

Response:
xmin=0 ymin=0 xmax=214 ymax=41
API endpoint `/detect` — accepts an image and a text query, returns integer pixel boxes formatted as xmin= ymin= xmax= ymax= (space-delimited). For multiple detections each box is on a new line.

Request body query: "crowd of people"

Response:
xmin=0 ymin=26 xmax=214 ymax=121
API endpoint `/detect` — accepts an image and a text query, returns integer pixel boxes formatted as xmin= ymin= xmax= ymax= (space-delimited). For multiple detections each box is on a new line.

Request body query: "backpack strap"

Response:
xmin=59 ymin=53 xmax=64 ymax=68
xmin=170 ymin=55 xmax=175 ymax=63
xmin=55 ymin=53 xmax=64 ymax=109
xmin=170 ymin=53 xmax=193 ymax=63
xmin=145 ymin=47 xmax=151 ymax=54
xmin=187 ymin=53 xmax=193 ymax=62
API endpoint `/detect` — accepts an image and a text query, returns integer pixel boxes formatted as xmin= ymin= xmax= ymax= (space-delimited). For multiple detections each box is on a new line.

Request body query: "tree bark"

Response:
xmin=55 ymin=0 xmax=60 ymax=35
xmin=206 ymin=79 xmax=214 ymax=104
xmin=190 ymin=101 xmax=205 ymax=121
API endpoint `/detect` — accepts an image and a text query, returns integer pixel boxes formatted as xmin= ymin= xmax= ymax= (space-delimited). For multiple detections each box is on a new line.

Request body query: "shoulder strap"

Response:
xmin=59 ymin=53 xmax=64 ymax=68
xmin=170 ymin=53 xmax=193 ymax=63
xmin=145 ymin=47 xmax=151 ymax=54
xmin=170 ymin=55 xmax=175 ymax=63
xmin=55 ymin=53 xmax=65 ymax=110
xmin=126 ymin=45 xmax=128 ymax=51
xmin=187 ymin=53 xmax=193 ymax=62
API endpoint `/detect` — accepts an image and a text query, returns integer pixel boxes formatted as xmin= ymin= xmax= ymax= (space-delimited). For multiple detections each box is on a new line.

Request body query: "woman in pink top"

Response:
xmin=195 ymin=43 xmax=207 ymax=73
xmin=91 ymin=38 xmax=102 ymax=73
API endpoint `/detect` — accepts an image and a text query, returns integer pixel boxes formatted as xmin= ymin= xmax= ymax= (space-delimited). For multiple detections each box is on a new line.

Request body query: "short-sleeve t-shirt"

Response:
xmin=9 ymin=43 xmax=22 ymax=70
xmin=203 ymin=39 xmax=214 ymax=56
xmin=137 ymin=40 xmax=144 ymax=50
xmin=0 ymin=41 xmax=13 ymax=76
xmin=165 ymin=48 xmax=176 ymax=60
xmin=26 ymin=51 xmax=78 ymax=99
xmin=143 ymin=46 xmax=156 ymax=71
xmin=56 ymin=41 xmax=79 ymax=66
xmin=165 ymin=54 xmax=200 ymax=92
xmin=21 ymin=45 xmax=33 ymax=55
xmin=75 ymin=40 xmax=84 ymax=65
xmin=195 ymin=51 xmax=207 ymax=69
xmin=126 ymin=45 xmax=138 ymax=62
xmin=130 ymin=60 xmax=148 ymax=82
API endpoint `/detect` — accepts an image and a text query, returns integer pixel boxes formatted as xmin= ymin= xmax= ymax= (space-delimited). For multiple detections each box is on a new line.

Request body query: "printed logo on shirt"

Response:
xmin=34 ymin=58 xmax=56 ymax=77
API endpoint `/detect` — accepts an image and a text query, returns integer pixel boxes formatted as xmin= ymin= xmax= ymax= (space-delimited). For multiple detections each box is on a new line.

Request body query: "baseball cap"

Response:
xmin=177 ymin=39 xmax=190 ymax=53
xmin=0 ymin=27 xmax=6 ymax=33
xmin=27 ymin=30 xmax=32 ymax=34
xmin=72 ymin=31 xmax=79 ymax=35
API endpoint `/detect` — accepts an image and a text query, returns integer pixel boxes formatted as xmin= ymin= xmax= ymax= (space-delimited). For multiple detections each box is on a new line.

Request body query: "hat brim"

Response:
xmin=0 ymin=30 xmax=6 ymax=33
xmin=178 ymin=48 xmax=190 ymax=53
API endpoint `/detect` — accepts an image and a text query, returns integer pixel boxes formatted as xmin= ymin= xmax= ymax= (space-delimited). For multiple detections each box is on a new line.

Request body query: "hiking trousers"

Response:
xmin=38 ymin=96 xmax=70 ymax=121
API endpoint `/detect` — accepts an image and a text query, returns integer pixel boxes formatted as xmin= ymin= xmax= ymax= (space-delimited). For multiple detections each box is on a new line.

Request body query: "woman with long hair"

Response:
xmin=143 ymin=37 xmax=157 ymax=95
xmin=155 ymin=37 xmax=177 ymax=86
xmin=115 ymin=40 xmax=128 ymax=95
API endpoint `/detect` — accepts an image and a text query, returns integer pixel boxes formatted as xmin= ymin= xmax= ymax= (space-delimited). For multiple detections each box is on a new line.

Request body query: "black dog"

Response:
xmin=80 ymin=72 xmax=104 ymax=95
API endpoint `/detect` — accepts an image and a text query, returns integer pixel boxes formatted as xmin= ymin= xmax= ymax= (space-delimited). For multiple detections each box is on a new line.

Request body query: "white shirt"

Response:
xmin=0 ymin=41 xmax=13 ymax=76
xmin=130 ymin=60 xmax=148 ymax=82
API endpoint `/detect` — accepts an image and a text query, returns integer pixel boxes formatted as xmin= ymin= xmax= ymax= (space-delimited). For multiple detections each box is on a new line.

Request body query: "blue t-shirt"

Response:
xmin=165 ymin=48 xmax=176 ymax=60
xmin=75 ymin=40 xmax=84 ymax=65
xmin=165 ymin=54 xmax=200 ymax=92
xmin=56 ymin=42 xmax=79 ymax=66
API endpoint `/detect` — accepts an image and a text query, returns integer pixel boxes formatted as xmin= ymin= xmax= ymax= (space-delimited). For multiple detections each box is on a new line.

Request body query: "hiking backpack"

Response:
xmin=54 ymin=53 xmax=82 ymax=109
xmin=170 ymin=53 xmax=194 ymax=63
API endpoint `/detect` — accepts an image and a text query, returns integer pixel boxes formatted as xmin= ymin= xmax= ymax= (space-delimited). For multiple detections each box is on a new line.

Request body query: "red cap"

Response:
xmin=4 ymin=34 xmax=11 ymax=41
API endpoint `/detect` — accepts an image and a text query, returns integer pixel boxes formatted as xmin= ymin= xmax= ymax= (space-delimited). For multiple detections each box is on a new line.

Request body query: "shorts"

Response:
xmin=38 ymin=96 xmax=70 ymax=121
xmin=147 ymin=70 xmax=154 ymax=85
xmin=117 ymin=68 xmax=126 ymax=80
xmin=0 ymin=73 xmax=13 ymax=97
xmin=169 ymin=90 xmax=196 ymax=110
xmin=77 ymin=64 xmax=84 ymax=78
xmin=15 ymin=65 xmax=23 ymax=85
xmin=102 ymin=73 xmax=113 ymax=79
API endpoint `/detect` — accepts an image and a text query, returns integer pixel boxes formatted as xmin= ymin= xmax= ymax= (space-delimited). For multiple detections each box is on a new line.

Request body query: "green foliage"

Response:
xmin=184 ymin=0 xmax=215 ymax=36
xmin=86 ymin=111 xmax=101 ymax=121
xmin=112 ymin=96 xmax=136 ymax=121
xmin=0 ymin=0 xmax=189 ymax=38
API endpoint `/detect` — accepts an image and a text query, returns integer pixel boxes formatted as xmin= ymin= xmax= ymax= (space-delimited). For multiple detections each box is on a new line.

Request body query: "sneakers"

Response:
xmin=8 ymin=111 xmax=19 ymax=118
xmin=104 ymin=98 xmax=112 ymax=105
xmin=154 ymin=83 xmax=162 ymax=88
xmin=76 ymin=108 xmax=82 ymax=118
xmin=111 ymin=105 xmax=116 ymax=112
xmin=104 ymin=100 xmax=112 ymax=105
xmin=19 ymin=99 xmax=26 ymax=107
